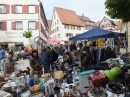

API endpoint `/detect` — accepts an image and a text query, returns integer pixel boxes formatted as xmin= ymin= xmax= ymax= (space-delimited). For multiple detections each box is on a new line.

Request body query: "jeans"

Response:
xmin=43 ymin=64 xmax=50 ymax=73
xmin=0 ymin=59 xmax=4 ymax=70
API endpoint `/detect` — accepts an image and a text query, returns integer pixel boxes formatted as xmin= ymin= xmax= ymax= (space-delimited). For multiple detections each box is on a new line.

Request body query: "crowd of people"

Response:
xmin=0 ymin=37 xmax=123 ymax=75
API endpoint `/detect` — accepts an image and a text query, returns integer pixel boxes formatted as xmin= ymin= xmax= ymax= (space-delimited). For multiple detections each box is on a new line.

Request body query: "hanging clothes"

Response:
xmin=109 ymin=38 xmax=114 ymax=48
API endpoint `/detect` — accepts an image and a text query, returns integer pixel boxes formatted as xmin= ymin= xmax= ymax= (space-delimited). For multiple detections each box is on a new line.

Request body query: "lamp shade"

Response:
xmin=104 ymin=67 xmax=122 ymax=82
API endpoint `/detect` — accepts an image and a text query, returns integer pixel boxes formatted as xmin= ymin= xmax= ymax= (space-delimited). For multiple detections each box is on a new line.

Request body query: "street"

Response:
xmin=17 ymin=59 xmax=30 ymax=71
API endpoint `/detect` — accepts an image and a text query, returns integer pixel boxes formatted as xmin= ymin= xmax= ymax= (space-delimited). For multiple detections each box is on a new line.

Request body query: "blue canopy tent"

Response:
xmin=69 ymin=27 xmax=124 ymax=41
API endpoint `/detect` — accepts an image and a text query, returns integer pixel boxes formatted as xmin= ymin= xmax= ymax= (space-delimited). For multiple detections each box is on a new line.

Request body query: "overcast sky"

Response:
xmin=41 ymin=0 xmax=109 ymax=22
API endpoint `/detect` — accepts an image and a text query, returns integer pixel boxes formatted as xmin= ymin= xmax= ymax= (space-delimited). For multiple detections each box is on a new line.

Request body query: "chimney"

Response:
xmin=82 ymin=14 xmax=84 ymax=16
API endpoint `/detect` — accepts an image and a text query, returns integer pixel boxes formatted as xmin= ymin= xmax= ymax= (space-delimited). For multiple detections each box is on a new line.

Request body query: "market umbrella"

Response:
xmin=46 ymin=38 xmax=60 ymax=43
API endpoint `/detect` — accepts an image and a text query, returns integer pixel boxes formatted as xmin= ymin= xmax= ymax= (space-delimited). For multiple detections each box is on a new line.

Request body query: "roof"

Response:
xmin=55 ymin=7 xmax=83 ymax=26
xmin=78 ymin=15 xmax=92 ymax=22
xmin=114 ymin=21 xmax=120 ymax=30
xmin=95 ymin=21 xmax=101 ymax=27
xmin=78 ymin=15 xmax=97 ymax=27
xmin=47 ymin=20 xmax=52 ymax=29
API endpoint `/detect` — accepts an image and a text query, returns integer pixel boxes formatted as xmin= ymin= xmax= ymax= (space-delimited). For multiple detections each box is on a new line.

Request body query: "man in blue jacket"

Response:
xmin=0 ymin=46 xmax=5 ymax=71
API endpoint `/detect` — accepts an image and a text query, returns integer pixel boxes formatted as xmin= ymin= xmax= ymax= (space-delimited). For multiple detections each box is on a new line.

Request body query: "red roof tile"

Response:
xmin=55 ymin=7 xmax=83 ymax=26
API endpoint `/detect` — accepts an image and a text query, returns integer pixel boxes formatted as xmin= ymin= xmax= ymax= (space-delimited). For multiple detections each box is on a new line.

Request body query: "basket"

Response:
xmin=29 ymin=85 xmax=40 ymax=94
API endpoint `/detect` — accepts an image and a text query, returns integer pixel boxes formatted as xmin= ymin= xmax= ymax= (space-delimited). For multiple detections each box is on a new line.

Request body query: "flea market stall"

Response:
xmin=68 ymin=27 xmax=130 ymax=97
xmin=1 ymin=28 xmax=130 ymax=97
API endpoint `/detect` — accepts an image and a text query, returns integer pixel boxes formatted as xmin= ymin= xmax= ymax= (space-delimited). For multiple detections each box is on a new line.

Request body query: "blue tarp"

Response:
xmin=69 ymin=27 xmax=124 ymax=41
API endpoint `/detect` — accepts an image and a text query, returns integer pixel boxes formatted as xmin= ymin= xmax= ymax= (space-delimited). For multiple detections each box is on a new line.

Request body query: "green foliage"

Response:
xmin=105 ymin=0 xmax=130 ymax=23
xmin=23 ymin=30 xmax=32 ymax=38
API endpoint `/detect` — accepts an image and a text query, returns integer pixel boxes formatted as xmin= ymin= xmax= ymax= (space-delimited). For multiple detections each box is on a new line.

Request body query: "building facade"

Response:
xmin=0 ymin=0 xmax=48 ymax=50
xmin=50 ymin=7 xmax=84 ymax=42
xmin=95 ymin=17 xmax=120 ymax=32
xmin=78 ymin=14 xmax=97 ymax=32
xmin=47 ymin=20 xmax=52 ymax=39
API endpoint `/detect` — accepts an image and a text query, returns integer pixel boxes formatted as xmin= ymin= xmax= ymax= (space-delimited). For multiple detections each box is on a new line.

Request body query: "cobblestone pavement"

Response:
xmin=17 ymin=59 xmax=30 ymax=71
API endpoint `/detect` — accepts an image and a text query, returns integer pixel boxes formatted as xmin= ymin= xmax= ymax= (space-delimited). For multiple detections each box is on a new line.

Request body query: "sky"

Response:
xmin=41 ymin=0 xmax=108 ymax=22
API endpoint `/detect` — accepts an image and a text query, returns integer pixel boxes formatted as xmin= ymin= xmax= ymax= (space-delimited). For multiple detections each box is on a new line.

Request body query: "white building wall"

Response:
xmin=50 ymin=10 xmax=63 ymax=40
xmin=0 ymin=0 xmax=47 ymax=47
xmin=0 ymin=20 xmax=39 ymax=45
xmin=50 ymin=9 xmax=84 ymax=41
xmin=62 ymin=25 xmax=84 ymax=41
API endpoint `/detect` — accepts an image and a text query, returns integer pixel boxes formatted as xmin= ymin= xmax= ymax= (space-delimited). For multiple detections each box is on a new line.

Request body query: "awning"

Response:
xmin=0 ymin=37 xmax=15 ymax=43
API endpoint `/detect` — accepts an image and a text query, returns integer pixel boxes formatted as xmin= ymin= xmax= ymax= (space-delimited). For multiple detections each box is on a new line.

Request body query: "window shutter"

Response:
xmin=25 ymin=5 xmax=28 ymax=13
xmin=35 ymin=5 xmax=39 ymax=13
xmin=22 ymin=5 xmax=28 ymax=14
xmin=11 ymin=22 xmax=15 ymax=30
xmin=64 ymin=25 xmax=66 ymax=29
xmin=2 ymin=22 xmax=7 ymax=30
xmin=6 ymin=5 xmax=10 ymax=14
xmin=35 ymin=21 xmax=39 ymax=29
xmin=11 ymin=5 xmax=15 ymax=13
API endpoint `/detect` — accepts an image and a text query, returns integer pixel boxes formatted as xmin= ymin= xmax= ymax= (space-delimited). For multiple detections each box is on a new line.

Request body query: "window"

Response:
xmin=15 ymin=5 xmax=22 ymax=13
xmin=65 ymin=25 xmax=69 ymax=29
xmin=0 ymin=22 xmax=2 ymax=29
xmin=28 ymin=5 xmax=35 ymax=13
xmin=102 ymin=25 xmax=104 ymax=28
xmin=57 ymin=20 xmax=58 ymax=24
xmin=53 ymin=29 xmax=54 ymax=33
xmin=57 ymin=27 xmax=59 ymax=31
xmin=71 ymin=26 xmax=75 ymax=30
xmin=77 ymin=26 xmax=81 ymax=30
xmin=58 ymin=34 xmax=60 ymax=38
xmin=55 ymin=28 xmax=56 ymax=32
xmin=15 ymin=21 xmax=23 ymax=30
xmin=87 ymin=26 xmax=90 ymax=30
xmin=55 ymin=22 xmax=56 ymax=25
xmin=0 ymin=5 xmax=6 ymax=13
xmin=66 ymin=33 xmax=73 ymax=37
xmin=54 ymin=15 xmax=56 ymax=19
xmin=86 ymin=26 xmax=87 ymax=30
xmin=28 ymin=21 xmax=35 ymax=29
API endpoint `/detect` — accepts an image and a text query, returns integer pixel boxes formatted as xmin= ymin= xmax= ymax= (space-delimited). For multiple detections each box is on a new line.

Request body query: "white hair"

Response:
xmin=86 ymin=41 xmax=91 ymax=45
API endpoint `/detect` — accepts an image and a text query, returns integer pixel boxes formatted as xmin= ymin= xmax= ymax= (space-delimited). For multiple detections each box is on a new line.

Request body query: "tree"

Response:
xmin=23 ymin=30 xmax=32 ymax=45
xmin=105 ymin=0 xmax=130 ymax=23
xmin=105 ymin=0 xmax=130 ymax=52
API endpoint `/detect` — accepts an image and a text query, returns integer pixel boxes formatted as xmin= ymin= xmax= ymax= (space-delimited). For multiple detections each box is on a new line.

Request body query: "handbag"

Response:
xmin=34 ymin=60 xmax=42 ymax=72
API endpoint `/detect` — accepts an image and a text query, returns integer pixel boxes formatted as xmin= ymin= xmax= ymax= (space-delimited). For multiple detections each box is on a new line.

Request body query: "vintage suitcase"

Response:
xmin=91 ymin=71 xmax=108 ymax=88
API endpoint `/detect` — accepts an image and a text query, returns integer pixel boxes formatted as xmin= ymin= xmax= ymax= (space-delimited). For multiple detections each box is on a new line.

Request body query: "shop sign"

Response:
xmin=5 ymin=32 xmax=25 ymax=39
